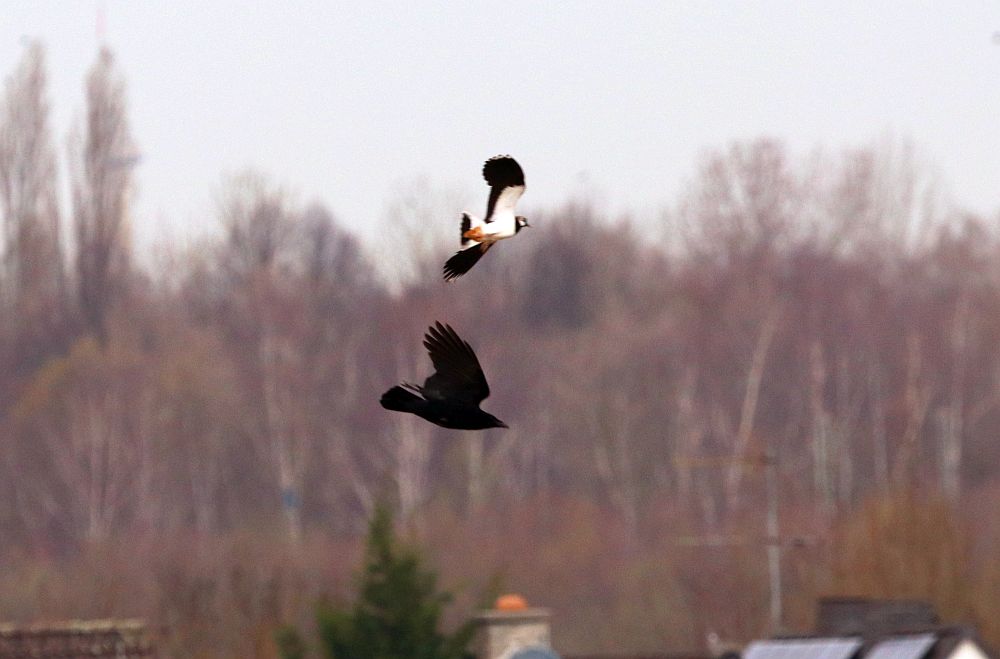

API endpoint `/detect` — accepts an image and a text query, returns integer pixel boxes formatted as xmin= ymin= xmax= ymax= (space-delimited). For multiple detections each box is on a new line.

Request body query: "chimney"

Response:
xmin=475 ymin=594 xmax=557 ymax=659
xmin=816 ymin=598 xmax=939 ymax=636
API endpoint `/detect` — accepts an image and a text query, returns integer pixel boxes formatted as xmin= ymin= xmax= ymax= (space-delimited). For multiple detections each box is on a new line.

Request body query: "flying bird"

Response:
xmin=443 ymin=155 xmax=529 ymax=281
xmin=380 ymin=322 xmax=507 ymax=430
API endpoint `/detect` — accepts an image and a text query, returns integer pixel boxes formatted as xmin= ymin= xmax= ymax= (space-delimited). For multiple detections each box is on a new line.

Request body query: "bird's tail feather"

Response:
xmin=460 ymin=213 xmax=482 ymax=247
xmin=460 ymin=213 xmax=472 ymax=247
xmin=380 ymin=385 xmax=422 ymax=413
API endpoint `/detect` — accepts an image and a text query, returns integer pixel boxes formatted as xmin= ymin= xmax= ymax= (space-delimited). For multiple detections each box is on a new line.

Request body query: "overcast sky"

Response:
xmin=2 ymin=2 xmax=1000 ymax=255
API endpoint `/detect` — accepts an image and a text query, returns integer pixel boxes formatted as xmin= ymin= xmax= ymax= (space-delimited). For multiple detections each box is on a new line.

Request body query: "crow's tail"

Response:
xmin=380 ymin=386 xmax=422 ymax=413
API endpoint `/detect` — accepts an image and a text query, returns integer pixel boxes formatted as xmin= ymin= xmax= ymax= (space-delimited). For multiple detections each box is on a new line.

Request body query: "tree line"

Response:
xmin=2 ymin=43 xmax=1000 ymax=656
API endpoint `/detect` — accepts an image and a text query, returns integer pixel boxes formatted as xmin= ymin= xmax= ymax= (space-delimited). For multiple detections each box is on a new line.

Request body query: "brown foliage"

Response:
xmin=4 ymin=46 xmax=1000 ymax=656
xmin=826 ymin=490 xmax=1000 ymax=647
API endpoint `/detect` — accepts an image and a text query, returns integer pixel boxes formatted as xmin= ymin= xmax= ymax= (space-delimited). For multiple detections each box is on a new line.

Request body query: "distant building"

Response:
xmin=743 ymin=598 xmax=993 ymax=659
xmin=474 ymin=594 xmax=707 ymax=659
xmin=475 ymin=595 xmax=991 ymax=659
xmin=476 ymin=594 xmax=559 ymax=659
xmin=0 ymin=619 xmax=156 ymax=658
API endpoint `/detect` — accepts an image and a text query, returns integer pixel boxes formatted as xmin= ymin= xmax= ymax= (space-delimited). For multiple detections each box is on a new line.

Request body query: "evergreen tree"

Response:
xmin=275 ymin=625 xmax=307 ymax=659
xmin=279 ymin=504 xmax=476 ymax=659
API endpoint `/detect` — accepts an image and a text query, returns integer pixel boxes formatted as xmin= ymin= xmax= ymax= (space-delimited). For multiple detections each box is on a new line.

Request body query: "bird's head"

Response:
xmin=515 ymin=216 xmax=530 ymax=232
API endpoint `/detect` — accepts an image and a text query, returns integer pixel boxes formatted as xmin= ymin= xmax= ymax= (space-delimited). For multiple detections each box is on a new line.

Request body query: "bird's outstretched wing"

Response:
xmin=483 ymin=155 xmax=525 ymax=221
xmin=443 ymin=243 xmax=492 ymax=281
xmin=420 ymin=322 xmax=490 ymax=405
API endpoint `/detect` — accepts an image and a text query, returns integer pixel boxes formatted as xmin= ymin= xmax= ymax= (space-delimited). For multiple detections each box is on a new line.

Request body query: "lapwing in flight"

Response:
xmin=443 ymin=155 xmax=529 ymax=281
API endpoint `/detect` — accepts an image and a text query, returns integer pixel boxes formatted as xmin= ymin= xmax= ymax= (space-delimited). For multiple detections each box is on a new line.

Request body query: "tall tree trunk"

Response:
xmin=893 ymin=333 xmax=932 ymax=485
xmin=868 ymin=355 xmax=889 ymax=490
xmin=941 ymin=292 xmax=969 ymax=500
xmin=725 ymin=302 xmax=781 ymax=509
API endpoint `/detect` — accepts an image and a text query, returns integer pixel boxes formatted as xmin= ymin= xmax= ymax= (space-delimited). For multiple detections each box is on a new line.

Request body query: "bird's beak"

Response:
xmin=497 ymin=420 xmax=509 ymax=428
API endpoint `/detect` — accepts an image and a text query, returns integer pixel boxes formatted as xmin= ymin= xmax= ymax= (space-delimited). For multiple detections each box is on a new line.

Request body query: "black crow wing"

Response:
xmin=443 ymin=243 xmax=492 ymax=281
xmin=483 ymin=155 xmax=525 ymax=222
xmin=420 ymin=322 xmax=490 ymax=405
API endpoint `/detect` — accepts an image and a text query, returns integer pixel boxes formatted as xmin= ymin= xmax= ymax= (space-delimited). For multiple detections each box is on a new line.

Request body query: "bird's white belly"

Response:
xmin=483 ymin=213 xmax=516 ymax=240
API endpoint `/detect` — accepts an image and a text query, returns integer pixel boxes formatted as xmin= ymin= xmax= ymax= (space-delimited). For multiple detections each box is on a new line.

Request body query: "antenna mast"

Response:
xmin=96 ymin=0 xmax=107 ymax=46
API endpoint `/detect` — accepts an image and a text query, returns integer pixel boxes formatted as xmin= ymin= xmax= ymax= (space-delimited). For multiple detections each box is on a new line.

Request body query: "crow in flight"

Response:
xmin=380 ymin=322 xmax=507 ymax=429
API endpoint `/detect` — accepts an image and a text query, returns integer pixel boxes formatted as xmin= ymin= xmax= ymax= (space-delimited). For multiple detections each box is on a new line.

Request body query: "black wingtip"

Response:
xmin=424 ymin=322 xmax=472 ymax=362
xmin=482 ymin=155 xmax=524 ymax=188
xmin=484 ymin=154 xmax=512 ymax=168
xmin=432 ymin=320 xmax=449 ymax=337
xmin=423 ymin=321 xmax=450 ymax=352
xmin=443 ymin=243 xmax=489 ymax=281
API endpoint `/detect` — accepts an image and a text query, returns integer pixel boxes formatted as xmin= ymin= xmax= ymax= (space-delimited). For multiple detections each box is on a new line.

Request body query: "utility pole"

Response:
xmin=763 ymin=450 xmax=781 ymax=632
xmin=674 ymin=451 xmax=806 ymax=635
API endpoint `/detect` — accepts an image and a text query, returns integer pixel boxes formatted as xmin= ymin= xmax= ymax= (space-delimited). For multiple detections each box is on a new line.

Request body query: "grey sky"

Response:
xmin=2 ymin=2 xmax=1000 ymax=255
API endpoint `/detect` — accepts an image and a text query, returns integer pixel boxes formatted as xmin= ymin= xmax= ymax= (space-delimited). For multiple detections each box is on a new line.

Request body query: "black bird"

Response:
xmin=443 ymin=155 xmax=529 ymax=281
xmin=380 ymin=322 xmax=507 ymax=430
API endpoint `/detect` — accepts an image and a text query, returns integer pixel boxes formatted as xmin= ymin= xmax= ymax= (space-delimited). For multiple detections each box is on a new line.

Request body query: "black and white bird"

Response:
xmin=443 ymin=155 xmax=529 ymax=281
xmin=380 ymin=322 xmax=507 ymax=430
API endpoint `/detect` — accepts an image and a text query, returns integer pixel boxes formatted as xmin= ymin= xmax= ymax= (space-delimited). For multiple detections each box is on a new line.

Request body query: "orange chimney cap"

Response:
xmin=495 ymin=594 xmax=529 ymax=611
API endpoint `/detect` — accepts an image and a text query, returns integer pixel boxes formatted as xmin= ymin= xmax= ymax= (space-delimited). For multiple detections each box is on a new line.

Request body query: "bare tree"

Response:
xmin=724 ymin=302 xmax=782 ymax=509
xmin=678 ymin=139 xmax=803 ymax=261
xmin=0 ymin=41 xmax=65 ymax=347
xmin=215 ymin=173 xmax=312 ymax=540
xmin=296 ymin=203 xmax=382 ymax=528
xmin=71 ymin=48 xmax=136 ymax=347
xmin=589 ymin=389 xmax=642 ymax=534
xmin=938 ymin=291 xmax=969 ymax=500
xmin=892 ymin=332 xmax=934 ymax=485
xmin=16 ymin=337 xmax=153 ymax=540
xmin=378 ymin=178 xmax=466 ymax=287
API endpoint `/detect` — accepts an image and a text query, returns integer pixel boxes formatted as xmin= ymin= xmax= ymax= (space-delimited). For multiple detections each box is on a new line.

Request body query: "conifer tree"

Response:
xmin=279 ymin=504 xmax=476 ymax=659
